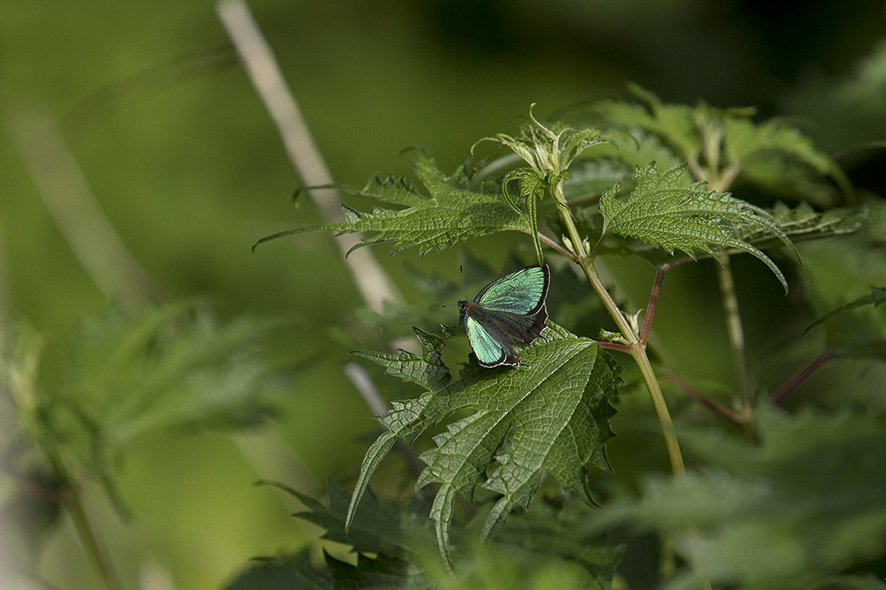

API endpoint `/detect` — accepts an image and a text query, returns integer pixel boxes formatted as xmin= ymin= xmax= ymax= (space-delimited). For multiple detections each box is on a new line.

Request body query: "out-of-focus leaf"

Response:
xmin=225 ymin=553 xmax=332 ymax=590
xmin=16 ymin=303 xmax=282 ymax=509
xmin=599 ymin=406 xmax=886 ymax=589
xmin=797 ymin=202 xmax=886 ymax=360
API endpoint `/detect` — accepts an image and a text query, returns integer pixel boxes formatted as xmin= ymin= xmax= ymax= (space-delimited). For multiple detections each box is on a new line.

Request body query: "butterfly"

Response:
xmin=457 ymin=264 xmax=550 ymax=368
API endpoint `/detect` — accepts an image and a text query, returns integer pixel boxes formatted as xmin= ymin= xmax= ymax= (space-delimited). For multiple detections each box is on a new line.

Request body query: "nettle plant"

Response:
xmin=233 ymin=89 xmax=885 ymax=589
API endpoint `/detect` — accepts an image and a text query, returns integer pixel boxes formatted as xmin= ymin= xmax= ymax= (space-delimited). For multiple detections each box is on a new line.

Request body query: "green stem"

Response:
xmin=716 ymin=253 xmax=753 ymax=422
xmin=632 ymin=348 xmax=686 ymax=475
xmin=551 ymin=182 xmax=637 ymax=341
xmin=550 ymin=180 xmax=683 ymax=473
xmin=549 ymin=167 xmax=705 ymax=588
xmin=40 ymin=434 xmax=121 ymax=590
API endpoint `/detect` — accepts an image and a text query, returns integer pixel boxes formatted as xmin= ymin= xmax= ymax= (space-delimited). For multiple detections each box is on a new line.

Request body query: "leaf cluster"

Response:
xmin=585 ymin=84 xmax=849 ymax=204
xmin=1 ymin=303 xmax=281 ymax=516
xmin=241 ymin=94 xmax=882 ymax=589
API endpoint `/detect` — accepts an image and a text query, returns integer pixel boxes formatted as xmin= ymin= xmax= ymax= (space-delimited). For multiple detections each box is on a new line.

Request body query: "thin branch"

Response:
xmin=664 ymin=372 xmax=745 ymax=424
xmin=771 ymin=350 xmax=834 ymax=405
xmin=537 ymin=231 xmax=577 ymax=261
xmin=641 ymin=265 xmax=668 ymax=343
xmin=216 ymin=0 xmax=403 ymax=315
xmin=40 ymin=435 xmax=120 ymax=590
xmin=344 ymin=363 xmax=424 ymax=479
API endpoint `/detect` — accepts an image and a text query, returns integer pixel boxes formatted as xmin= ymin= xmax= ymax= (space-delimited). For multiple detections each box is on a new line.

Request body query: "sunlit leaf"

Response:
xmin=348 ymin=322 xmax=620 ymax=569
xmin=600 ymin=163 xmax=796 ymax=291
xmin=253 ymin=154 xmax=529 ymax=256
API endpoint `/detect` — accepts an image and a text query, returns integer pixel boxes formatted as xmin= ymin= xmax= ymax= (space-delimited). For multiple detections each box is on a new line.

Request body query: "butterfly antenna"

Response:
xmin=441 ymin=265 xmax=468 ymax=309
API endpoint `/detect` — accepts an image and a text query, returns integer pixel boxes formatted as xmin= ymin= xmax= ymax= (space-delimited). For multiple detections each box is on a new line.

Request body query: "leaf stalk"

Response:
xmin=40 ymin=433 xmax=121 ymax=590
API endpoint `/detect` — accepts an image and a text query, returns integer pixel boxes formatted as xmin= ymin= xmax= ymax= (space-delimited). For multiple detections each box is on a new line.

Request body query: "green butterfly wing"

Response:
xmin=464 ymin=314 xmax=508 ymax=366
xmin=475 ymin=265 xmax=549 ymax=314
xmin=458 ymin=265 xmax=550 ymax=368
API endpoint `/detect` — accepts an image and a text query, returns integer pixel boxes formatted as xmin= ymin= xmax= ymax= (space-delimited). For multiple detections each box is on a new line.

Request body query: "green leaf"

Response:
xmin=253 ymin=153 xmax=529 ymax=256
xmin=63 ymin=304 xmax=279 ymax=441
xmin=722 ymin=116 xmax=847 ymax=202
xmin=349 ymin=322 xmax=620 ymax=568
xmin=600 ymin=163 xmax=796 ymax=291
xmin=345 ymin=430 xmax=397 ymax=533
xmin=592 ymin=84 xmax=845 ymax=203
xmin=734 ymin=201 xmax=867 ymax=248
xmin=351 ymin=326 xmax=452 ymax=393
xmin=268 ymin=479 xmax=436 ymax=564
xmin=594 ymin=85 xmax=702 ymax=163
xmin=225 ymin=553 xmax=333 ymax=590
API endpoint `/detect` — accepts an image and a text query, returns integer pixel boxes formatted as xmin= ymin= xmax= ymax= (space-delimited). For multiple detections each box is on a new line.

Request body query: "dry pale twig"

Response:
xmin=216 ymin=0 xmax=404 ymax=315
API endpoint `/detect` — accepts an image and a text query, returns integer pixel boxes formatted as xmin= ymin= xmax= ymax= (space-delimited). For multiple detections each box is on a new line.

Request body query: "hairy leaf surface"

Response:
xmin=600 ymin=163 xmax=796 ymax=291
xmin=253 ymin=154 xmax=528 ymax=256
xmin=348 ymin=322 xmax=620 ymax=569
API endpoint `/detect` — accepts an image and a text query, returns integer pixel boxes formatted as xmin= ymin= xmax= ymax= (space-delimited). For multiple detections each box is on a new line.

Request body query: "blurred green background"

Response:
xmin=1 ymin=1 xmax=884 ymax=588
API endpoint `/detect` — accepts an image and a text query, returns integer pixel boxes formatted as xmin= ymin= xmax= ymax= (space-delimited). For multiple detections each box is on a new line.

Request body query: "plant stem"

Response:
xmin=632 ymin=349 xmax=686 ymax=475
xmin=716 ymin=253 xmax=753 ymax=418
xmin=550 ymin=179 xmax=637 ymax=342
xmin=641 ymin=265 xmax=667 ymax=343
xmin=550 ymin=180 xmax=685 ymax=475
xmin=772 ymin=350 xmax=833 ymax=404
xmin=665 ymin=372 xmax=745 ymax=424
xmin=537 ymin=231 xmax=577 ymax=261
xmin=41 ymin=437 xmax=121 ymax=590
xmin=552 ymin=179 xmax=705 ymax=585
xmin=218 ymin=0 xmax=403 ymax=315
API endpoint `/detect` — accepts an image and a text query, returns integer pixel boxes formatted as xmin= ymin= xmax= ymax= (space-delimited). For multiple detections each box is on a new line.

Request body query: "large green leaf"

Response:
xmin=253 ymin=154 xmax=529 ymax=256
xmin=348 ymin=322 xmax=620 ymax=570
xmin=600 ymin=163 xmax=796 ymax=291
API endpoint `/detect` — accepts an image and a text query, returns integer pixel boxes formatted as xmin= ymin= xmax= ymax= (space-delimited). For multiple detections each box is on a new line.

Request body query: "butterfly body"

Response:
xmin=457 ymin=264 xmax=550 ymax=368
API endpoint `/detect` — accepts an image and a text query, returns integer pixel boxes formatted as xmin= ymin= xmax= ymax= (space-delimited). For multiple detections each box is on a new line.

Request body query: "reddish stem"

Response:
xmin=771 ymin=351 xmax=834 ymax=405
xmin=665 ymin=372 xmax=745 ymax=424
xmin=596 ymin=341 xmax=633 ymax=353
xmin=641 ymin=265 xmax=667 ymax=344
